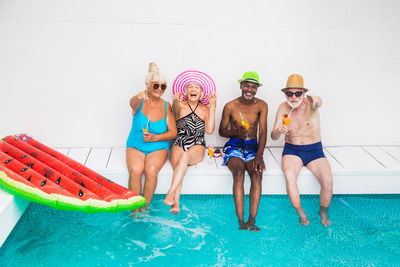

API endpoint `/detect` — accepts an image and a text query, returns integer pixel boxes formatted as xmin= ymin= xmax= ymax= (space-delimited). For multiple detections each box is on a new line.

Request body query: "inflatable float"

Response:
xmin=0 ymin=134 xmax=146 ymax=213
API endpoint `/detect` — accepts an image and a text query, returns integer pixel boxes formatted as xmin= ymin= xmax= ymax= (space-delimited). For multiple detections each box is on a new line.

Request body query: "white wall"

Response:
xmin=1 ymin=0 xmax=399 ymax=147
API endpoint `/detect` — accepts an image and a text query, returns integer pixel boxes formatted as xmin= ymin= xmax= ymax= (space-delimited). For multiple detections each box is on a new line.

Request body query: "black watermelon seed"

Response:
xmin=21 ymin=155 xmax=28 ymax=159
xmin=41 ymin=180 xmax=47 ymax=186
xmin=56 ymin=177 xmax=61 ymax=184
xmin=5 ymin=159 xmax=13 ymax=164
xmin=79 ymin=190 xmax=84 ymax=197
xmin=107 ymin=179 xmax=114 ymax=183
xmin=98 ymin=184 xmax=102 ymax=187
xmin=4 ymin=152 xmax=8 ymax=154
xmin=27 ymin=176 xmax=32 ymax=181
xmin=44 ymin=173 xmax=48 ymax=178
xmin=21 ymin=168 xmax=29 ymax=172
xmin=28 ymin=163 xmax=34 ymax=168
xmin=81 ymin=182 xmax=86 ymax=188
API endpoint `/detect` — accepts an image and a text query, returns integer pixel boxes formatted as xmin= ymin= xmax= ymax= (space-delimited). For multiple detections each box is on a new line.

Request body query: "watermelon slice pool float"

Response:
xmin=0 ymin=134 xmax=146 ymax=213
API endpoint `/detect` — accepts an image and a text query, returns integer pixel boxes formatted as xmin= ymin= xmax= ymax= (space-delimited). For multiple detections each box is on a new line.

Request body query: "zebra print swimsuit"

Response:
xmin=172 ymin=101 xmax=206 ymax=151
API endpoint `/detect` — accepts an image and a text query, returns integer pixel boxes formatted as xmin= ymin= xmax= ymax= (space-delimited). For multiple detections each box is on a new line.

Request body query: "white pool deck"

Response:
xmin=1 ymin=145 xmax=400 ymax=247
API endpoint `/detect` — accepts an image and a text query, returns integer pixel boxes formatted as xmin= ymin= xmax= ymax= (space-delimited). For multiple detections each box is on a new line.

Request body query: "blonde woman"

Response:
xmin=126 ymin=63 xmax=177 ymax=207
xmin=163 ymin=70 xmax=217 ymax=214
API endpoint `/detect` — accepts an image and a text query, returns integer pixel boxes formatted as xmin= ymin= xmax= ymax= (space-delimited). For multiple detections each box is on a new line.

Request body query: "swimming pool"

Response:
xmin=1 ymin=195 xmax=399 ymax=266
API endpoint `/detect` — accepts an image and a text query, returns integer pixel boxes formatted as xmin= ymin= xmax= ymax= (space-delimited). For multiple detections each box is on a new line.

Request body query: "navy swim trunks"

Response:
xmin=223 ymin=138 xmax=259 ymax=165
xmin=282 ymin=141 xmax=325 ymax=166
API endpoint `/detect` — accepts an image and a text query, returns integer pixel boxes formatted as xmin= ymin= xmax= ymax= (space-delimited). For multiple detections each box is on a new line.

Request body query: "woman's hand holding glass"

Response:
xmin=143 ymin=132 xmax=157 ymax=142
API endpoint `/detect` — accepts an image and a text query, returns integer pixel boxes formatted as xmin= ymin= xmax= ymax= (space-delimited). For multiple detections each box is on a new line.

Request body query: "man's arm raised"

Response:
xmin=307 ymin=95 xmax=322 ymax=109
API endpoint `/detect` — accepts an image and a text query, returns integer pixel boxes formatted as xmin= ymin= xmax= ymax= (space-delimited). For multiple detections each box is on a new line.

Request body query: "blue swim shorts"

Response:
xmin=223 ymin=138 xmax=259 ymax=165
xmin=282 ymin=141 xmax=325 ymax=166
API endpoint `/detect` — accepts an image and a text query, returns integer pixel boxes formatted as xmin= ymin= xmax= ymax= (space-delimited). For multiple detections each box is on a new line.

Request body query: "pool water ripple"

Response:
xmin=1 ymin=195 xmax=400 ymax=266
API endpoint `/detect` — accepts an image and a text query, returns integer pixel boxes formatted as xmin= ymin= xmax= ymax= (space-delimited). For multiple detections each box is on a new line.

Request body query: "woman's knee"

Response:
xmin=189 ymin=152 xmax=204 ymax=166
xmin=144 ymin=165 xmax=161 ymax=177
xmin=127 ymin=165 xmax=144 ymax=178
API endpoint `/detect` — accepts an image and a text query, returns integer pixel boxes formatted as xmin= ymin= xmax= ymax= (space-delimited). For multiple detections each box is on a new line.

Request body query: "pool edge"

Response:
xmin=0 ymin=190 xmax=29 ymax=248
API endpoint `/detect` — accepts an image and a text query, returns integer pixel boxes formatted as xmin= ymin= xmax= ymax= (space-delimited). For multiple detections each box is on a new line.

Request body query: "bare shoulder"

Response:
xmin=166 ymin=101 xmax=173 ymax=111
xmin=277 ymin=101 xmax=288 ymax=111
xmin=198 ymin=103 xmax=209 ymax=112
xmin=255 ymin=98 xmax=268 ymax=108
xmin=223 ymin=98 xmax=240 ymax=110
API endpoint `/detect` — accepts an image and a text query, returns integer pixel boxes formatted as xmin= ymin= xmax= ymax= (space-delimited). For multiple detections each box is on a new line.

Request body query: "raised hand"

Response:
xmin=306 ymin=95 xmax=322 ymax=109
xmin=137 ymin=90 xmax=149 ymax=101
xmin=207 ymin=93 xmax=217 ymax=107
xmin=174 ymin=92 xmax=183 ymax=102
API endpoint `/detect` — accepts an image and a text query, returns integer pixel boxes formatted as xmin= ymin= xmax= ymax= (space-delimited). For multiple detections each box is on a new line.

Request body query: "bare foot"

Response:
xmin=319 ymin=207 xmax=331 ymax=226
xmin=130 ymin=207 xmax=146 ymax=217
xmin=246 ymin=217 xmax=261 ymax=232
xmin=296 ymin=208 xmax=310 ymax=226
xmin=169 ymin=207 xmax=180 ymax=215
xmin=163 ymin=195 xmax=175 ymax=206
xmin=169 ymin=203 xmax=180 ymax=215
xmin=299 ymin=216 xmax=310 ymax=226
xmin=238 ymin=220 xmax=248 ymax=230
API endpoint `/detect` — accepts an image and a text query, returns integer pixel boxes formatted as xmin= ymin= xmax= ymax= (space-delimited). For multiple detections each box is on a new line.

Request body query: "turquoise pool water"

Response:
xmin=1 ymin=195 xmax=400 ymax=266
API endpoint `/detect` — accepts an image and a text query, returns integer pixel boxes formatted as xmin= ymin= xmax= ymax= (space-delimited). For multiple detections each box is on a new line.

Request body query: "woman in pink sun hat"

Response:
xmin=163 ymin=70 xmax=217 ymax=214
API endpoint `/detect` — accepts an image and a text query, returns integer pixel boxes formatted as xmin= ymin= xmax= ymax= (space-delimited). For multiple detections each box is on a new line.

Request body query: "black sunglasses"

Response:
xmin=153 ymin=83 xmax=167 ymax=90
xmin=285 ymin=91 xmax=303 ymax=97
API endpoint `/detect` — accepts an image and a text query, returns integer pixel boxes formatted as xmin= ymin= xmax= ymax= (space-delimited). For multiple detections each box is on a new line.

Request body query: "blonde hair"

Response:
xmin=145 ymin=62 xmax=167 ymax=84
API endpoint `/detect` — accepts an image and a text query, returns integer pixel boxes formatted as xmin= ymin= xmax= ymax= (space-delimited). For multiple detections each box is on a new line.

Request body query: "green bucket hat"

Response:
xmin=238 ymin=71 xmax=263 ymax=87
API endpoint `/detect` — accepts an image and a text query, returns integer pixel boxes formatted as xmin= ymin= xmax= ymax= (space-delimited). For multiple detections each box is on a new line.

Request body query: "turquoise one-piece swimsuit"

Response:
xmin=126 ymin=100 xmax=169 ymax=155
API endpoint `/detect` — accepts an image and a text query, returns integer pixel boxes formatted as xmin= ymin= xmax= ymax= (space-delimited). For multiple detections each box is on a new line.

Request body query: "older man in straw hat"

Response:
xmin=271 ymin=74 xmax=333 ymax=226
xmin=219 ymin=71 xmax=268 ymax=231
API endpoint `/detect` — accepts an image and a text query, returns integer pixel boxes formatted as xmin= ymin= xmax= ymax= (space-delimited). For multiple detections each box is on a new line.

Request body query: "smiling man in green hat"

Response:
xmin=219 ymin=71 xmax=268 ymax=231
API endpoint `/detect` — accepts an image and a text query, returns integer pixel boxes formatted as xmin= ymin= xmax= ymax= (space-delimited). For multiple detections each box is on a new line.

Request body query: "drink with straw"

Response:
xmin=241 ymin=120 xmax=250 ymax=130
xmin=143 ymin=114 xmax=151 ymax=134
xmin=283 ymin=113 xmax=291 ymax=126
xmin=239 ymin=112 xmax=250 ymax=140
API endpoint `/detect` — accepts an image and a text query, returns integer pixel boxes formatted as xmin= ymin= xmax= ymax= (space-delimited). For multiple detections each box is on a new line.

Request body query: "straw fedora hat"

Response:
xmin=281 ymin=74 xmax=309 ymax=92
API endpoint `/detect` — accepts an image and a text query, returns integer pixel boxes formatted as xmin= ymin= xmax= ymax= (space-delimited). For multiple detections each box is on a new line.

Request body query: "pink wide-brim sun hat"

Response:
xmin=172 ymin=70 xmax=216 ymax=106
